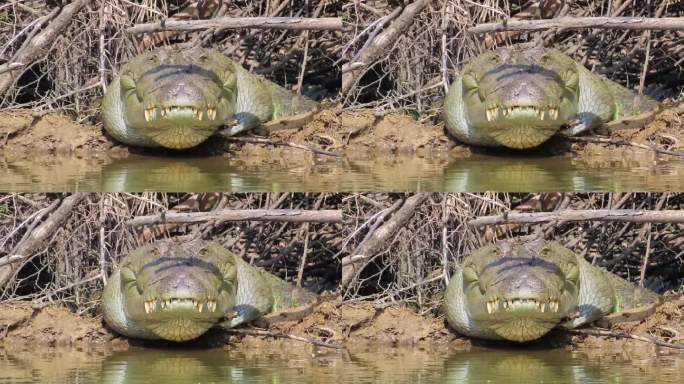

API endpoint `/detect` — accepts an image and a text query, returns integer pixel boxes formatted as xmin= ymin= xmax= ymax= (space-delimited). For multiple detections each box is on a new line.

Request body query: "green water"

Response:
xmin=1 ymin=345 xmax=682 ymax=383
xmin=1 ymin=151 xmax=683 ymax=191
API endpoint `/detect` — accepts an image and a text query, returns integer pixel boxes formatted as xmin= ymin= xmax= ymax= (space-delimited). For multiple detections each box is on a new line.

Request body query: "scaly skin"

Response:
xmin=444 ymin=46 xmax=658 ymax=149
xmin=102 ymin=46 xmax=317 ymax=149
xmin=443 ymin=239 xmax=659 ymax=342
xmin=102 ymin=239 xmax=316 ymax=342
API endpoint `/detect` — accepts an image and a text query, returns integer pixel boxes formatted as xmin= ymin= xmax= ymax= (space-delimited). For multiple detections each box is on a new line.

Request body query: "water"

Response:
xmin=1 ymin=345 xmax=682 ymax=383
xmin=1 ymin=151 xmax=683 ymax=192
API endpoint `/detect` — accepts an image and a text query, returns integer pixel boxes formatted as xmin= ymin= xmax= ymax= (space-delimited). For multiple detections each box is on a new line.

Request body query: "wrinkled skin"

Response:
xmin=443 ymin=239 xmax=660 ymax=342
xmin=444 ymin=46 xmax=658 ymax=149
xmin=102 ymin=46 xmax=317 ymax=149
xmin=102 ymin=239 xmax=316 ymax=342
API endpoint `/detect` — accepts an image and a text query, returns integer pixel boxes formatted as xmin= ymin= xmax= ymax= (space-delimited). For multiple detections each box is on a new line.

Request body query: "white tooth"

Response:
xmin=198 ymin=302 xmax=203 ymax=312
xmin=144 ymin=109 xmax=149 ymax=122
xmin=486 ymin=302 xmax=492 ymax=314
xmin=144 ymin=302 xmax=150 ymax=314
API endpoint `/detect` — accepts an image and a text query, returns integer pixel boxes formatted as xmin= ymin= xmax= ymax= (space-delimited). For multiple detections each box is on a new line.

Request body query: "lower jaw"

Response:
xmin=489 ymin=125 xmax=559 ymax=149
xmin=150 ymin=319 xmax=215 ymax=341
xmin=492 ymin=318 xmax=556 ymax=342
xmin=148 ymin=126 xmax=218 ymax=149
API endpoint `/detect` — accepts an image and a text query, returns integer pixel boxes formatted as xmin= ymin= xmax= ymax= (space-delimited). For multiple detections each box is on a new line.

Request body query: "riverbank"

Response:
xmin=1 ymin=104 xmax=682 ymax=161
xmin=2 ymin=295 xmax=682 ymax=354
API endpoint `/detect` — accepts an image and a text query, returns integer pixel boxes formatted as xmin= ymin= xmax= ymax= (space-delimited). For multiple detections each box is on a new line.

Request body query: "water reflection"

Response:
xmin=0 ymin=345 xmax=682 ymax=384
xmin=0 ymin=151 xmax=682 ymax=191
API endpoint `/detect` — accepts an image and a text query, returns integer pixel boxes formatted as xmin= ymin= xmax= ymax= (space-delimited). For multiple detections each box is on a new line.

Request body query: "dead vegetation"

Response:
xmin=0 ymin=193 xmax=681 ymax=317
xmin=0 ymin=0 xmax=342 ymax=116
xmin=342 ymin=0 xmax=684 ymax=112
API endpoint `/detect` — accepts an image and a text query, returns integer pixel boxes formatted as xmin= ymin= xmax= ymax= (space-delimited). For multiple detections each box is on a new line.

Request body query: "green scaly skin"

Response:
xmin=102 ymin=239 xmax=316 ymax=342
xmin=444 ymin=46 xmax=658 ymax=149
xmin=102 ymin=46 xmax=317 ymax=150
xmin=443 ymin=239 xmax=660 ymax=342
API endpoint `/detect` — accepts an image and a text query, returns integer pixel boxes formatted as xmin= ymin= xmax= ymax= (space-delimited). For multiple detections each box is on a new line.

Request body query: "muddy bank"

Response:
xmin=1 ymin=104 xmax=681 ymax=160
xmin=2 ymin=296 xmax=683 ymax=354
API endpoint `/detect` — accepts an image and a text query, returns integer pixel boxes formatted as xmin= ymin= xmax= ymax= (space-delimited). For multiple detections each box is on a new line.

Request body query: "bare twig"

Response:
xmin=469 ymin=210 xmax=684 ymax=227
xmin=469 ymin=17 xmax=684 ymax=34
xmin=126 ymin=17 xmax=343 ymax=34
xmin=126 ymin=209 xmax=344 ymax=227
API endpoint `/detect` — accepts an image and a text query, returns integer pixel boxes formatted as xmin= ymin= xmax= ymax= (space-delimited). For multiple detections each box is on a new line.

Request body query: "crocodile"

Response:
xmin=443 ymin=239 xmax=660 ymax=342
xmin=444 ymin=46 xmax=658 ymax=149
xmin=102 ymin=239 xmax=316 ymax=342
xmin=102 ymin=46 xmax=317 ymax=149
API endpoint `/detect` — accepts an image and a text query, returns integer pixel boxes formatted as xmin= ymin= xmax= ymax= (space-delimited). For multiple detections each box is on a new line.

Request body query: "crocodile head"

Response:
xmin=460 ymin=240 xmax=580 ymax=342
xmin=115 ymin=48 xmax=237 ymax=149
xmin=116 ymin=240 xmax=237 ymax=341
xmin=457 ymin=47 xmax=580 ymax=149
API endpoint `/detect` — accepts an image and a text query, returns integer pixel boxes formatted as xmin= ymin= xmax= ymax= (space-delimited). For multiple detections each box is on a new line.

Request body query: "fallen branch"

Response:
xmin=223 ymin=136 xmax=341 ymax=157
xmin=0 ymin=0 xmax=89 ymax=98
xmin=218 ymin=327 xmax=343 ymax=349
xmin=0 ymin=193 xmax=86 ymax=289
xmin=127 ymin=16 xmax=343 ymax=34
xmin=469 ymin=17 xmax=684 ymax=34
xmin=565 ymin=136 xmax=684 ymax=158
xmin=126 ymin=209 xmax=344 ymax=227
xmin=564 ymin=328 xmax=684 ymax=350
xmin=469 ymin=209 xmax=684 ymax=227
xmin=341 ymin=193 xmax=429 ymax=288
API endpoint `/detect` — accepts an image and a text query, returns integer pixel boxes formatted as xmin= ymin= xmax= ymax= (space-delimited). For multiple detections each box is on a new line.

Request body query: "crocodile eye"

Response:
xmin=565 ymin=71 xmax=579 ymax=89
xmin=120 ymin=73 xmax=136 ymax=91
xmin=149 ymin=247 xmax=161 ymax=257
xmin=461 ymin=73 xmax=478 ymax=91
xmin=120 ymin=266 xmax=144 ymax=294
xmin=223 ymin=72 xmax=236 ymax=90
xmin=566 ymin=263 xmax=579 ymax=284
xmin=540 ymin=247 xmax=552 ymax=257
xmin=462 ymin=265 xmax=478 ymax=284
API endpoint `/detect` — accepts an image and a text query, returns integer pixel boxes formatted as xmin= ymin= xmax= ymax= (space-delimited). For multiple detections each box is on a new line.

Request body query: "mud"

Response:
xmin=3 ymin=104 xmax=679 ymax=158
xmin=0 ymin=110 xmax=111 ymax=158
xmin=2 ymin=295 xmax=682 ymax=354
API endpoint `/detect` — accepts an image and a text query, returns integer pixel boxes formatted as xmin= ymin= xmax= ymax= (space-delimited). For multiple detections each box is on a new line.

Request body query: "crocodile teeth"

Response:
xmin=208 ymin=108 xmax=216 ymax=120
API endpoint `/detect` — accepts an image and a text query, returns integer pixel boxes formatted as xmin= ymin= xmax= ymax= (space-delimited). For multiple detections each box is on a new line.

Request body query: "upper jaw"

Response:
xmin=484 ymin=104 xmax=560 ymax=123
xmin=142 ymin=104 xmax=219 ymax=123
xmin=483 ymin=296 xmax=561 ymax=316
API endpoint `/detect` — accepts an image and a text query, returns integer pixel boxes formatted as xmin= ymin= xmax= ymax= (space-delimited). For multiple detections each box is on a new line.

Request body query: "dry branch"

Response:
xmin=0 ymin=0 xmax=89 ymax=98
xmin=126 ymin=16 xmax=343 ymax=34
xmin=0 ymin=193 xmax=86 ymax=289
xmin=469 ymin=17 xmax=684 ymax=34
xmin=564 ymin=136 xmax=684 ymax=158
xmin=126 ymin=209 xmax=344 ymax=227
xmin=340 ymin=193 xmax=429 ymax=288
xmin=222 ymin=136 xmax=341 ymax=157
xmin=564 ymin=328 xmax=684 ymax=350
xmin=469 ymin=210 xmax=684 ymax=227
xmin=219 ymin=327 xmax=343 ymax=349
xmin=341 ymin=0 xmax=429 ymax=94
